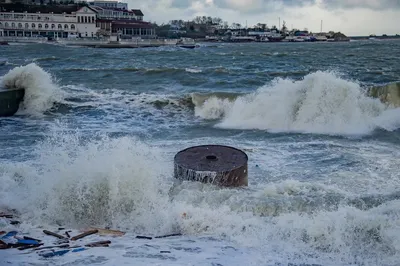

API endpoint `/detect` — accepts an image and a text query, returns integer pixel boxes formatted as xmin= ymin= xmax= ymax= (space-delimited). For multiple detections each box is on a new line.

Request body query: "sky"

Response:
xmin=124 ymin=0 xmax=400 ymax=36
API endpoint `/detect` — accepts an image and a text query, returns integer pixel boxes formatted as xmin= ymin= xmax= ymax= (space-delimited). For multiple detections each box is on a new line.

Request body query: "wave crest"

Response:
xmin=194 ymin=71 xmax=400 ymax=135
xmin=0 ymin=63 xmax=63 ymax=115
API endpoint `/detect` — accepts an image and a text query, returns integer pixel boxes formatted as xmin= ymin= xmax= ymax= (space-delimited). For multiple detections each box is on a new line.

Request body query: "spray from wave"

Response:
xmin=0 ymin=126 xmax=399 ymax=264
xmin=194 ymin=71 xmax=400 ymax=135
xmin=0 ymin=63 xmax=63 ymax=115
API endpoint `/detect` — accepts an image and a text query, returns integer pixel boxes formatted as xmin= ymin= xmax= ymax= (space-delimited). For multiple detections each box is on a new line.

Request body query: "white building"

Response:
xmin=0 ymin=5 xmax=100 ymax=38
xmin=89 ymin=0 xmax=128 ymax=10
xmin=89 ymin=5 xmax=143 ymax=21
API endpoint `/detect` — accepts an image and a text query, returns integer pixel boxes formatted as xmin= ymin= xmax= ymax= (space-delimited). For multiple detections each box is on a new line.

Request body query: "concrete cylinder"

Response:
xmin=0 ymin=89 xmax=25 ymax=117
xmin=174 ymin=145 xmax=248 ymax=187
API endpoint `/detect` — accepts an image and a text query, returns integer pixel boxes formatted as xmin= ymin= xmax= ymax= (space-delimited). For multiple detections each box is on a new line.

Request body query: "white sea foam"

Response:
xmin=185 ymin=68 xmax=202 ymax=73
xmin=195 ymin=71 xmax=400 ymax=135
xmin=1 ymin=126 xmax=400 ymax=265
xmin=0 ymin=63 xmax=63 ymax=115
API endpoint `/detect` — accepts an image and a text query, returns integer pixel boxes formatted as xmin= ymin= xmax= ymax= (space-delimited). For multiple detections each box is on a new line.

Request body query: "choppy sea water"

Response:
xmin=1 ymin=40 xmax=400 ymax=266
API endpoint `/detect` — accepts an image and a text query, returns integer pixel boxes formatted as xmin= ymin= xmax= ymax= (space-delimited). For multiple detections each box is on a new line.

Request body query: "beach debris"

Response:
xmin=0 ymin=213 xmax=13 ymax=219
xmin=34 ymin=244 xmax=70 ymax=251
xmin=1 ymin=231 xmax=18 ymax=239
xmin=17 ymin=243 xmax=43 ymax=250
xmin=85 ymin=240 xmax=111 ymax=247
xmin=1 ymin=231 xmax=18 ymax=245
xmin=23 ymin=236 xmax=42 ymax=242
xmin=71 ymin=247 xmax=87 ymax=252
xmin=39 ymin=249 xmax=70 ymax=258
xmin=43 ymin=230 xmax=66 ymax=239
xmin=0 ymin=225 xmax=113 ymax=257
xmin=155 ymin=233 xmax=182 ymax=239
xmin=136 ymin=235 xmax=152 ymax=240
xmin=89 ymin=227 xmax=125 ymax=237
xmin=134 ymin=233 xmax=183 ymax=240
xmin=0 ymin=232 xmax=44 ymax=249
xmin=38 ymin=246 xmax=88 ymax=258
xmin=10 ymin=220 xmax=20 ymax=225
xmin=55 ymin=238 xmax=70 ymax=244
xmin=2 ymin=238 xmax=41 ymax=249
xmin=0 ymin=240 xmax=8 ymax=249
xmin=71 ymin=229 xmax=98 ymax=241
xmin=14 ymin=239 xmax=40 ymax=245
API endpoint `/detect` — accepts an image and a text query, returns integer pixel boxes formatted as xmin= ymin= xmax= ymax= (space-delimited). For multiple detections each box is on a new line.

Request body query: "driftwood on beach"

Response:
xmin=70 ymin=229 xmax=98 ymax=241
xmin=43 ymin=230 xmax=66 ymax=239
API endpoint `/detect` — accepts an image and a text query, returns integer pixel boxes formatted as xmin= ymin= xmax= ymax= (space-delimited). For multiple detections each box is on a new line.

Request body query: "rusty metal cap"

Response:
xmin=174 ymin=145 xmax=248 ymax=172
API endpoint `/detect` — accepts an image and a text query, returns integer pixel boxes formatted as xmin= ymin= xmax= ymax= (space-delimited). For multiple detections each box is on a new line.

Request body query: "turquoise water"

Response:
xmin=1 ymin=40 xmax=400 ymax=266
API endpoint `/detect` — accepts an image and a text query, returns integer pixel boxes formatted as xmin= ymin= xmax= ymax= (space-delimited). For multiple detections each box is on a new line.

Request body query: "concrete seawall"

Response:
xmin=0 ymin=89 xmax=25 ymax=117
xmin=368 ymin=82 xmax=400 ymax=107
xmin=0 ymin=37 xmax=193 ymax=48
xmin=56 ymin=38 xmax=183 ymax=48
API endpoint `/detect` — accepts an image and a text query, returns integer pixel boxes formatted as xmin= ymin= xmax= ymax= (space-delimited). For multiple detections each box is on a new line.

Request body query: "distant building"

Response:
xmin=96 ymin=18 xmax=155 ymax=38
xmin=3 ymin=0 xmax=87 ymax=5
xmin=0 ymin=5 xmax=99 ymax=38
xmin=89 ymin=1 xmax=154 ymax=38
xmin=89 ymin=0 xmax=127 ymax=10
xmin=0 ymin=1 xmax=154 ymax=39
xmin=90 ymin=5 xmax=143 ymax=21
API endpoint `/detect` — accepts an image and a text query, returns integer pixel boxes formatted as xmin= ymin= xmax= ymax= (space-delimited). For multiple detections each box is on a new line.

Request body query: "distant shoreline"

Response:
xmin=349 ymin=35 xmax=400 ymax=40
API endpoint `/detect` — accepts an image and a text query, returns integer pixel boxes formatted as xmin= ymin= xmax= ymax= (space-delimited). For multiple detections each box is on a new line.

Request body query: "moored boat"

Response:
xmin=176 ymin=38 xmax=197 ymax=49
xmin=267 ymin=35 xmax=285 ymax=42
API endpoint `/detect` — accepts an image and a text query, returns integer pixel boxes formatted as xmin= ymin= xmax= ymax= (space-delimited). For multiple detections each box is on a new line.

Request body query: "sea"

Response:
xmin=1 ymin=39 xmax=400 ymax=266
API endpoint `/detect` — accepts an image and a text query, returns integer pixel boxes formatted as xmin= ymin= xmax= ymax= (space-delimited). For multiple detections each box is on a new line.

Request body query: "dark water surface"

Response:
xmin=1 ymin=40 xmax=400 ymax=266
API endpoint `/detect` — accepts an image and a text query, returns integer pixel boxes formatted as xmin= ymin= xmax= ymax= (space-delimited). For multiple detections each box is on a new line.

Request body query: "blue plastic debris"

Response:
xmin=72 ymin=247 xmax=87 ymax=252
xmin=1 ymin=231 xmax=17 ymax=239
xmin=39 ymin=249 xmax=70 ymax=258
xmin=16 ymin=239 xmax=40 ymax=245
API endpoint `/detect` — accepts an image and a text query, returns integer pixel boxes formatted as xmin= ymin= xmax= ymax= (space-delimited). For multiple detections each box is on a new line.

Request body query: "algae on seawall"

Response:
xmin=368 ymin=82 xmax=400 ymax=107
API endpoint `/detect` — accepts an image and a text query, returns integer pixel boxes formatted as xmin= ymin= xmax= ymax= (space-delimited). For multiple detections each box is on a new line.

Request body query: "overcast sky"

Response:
xmin=125 ymin=0 xmax=399 ymax=36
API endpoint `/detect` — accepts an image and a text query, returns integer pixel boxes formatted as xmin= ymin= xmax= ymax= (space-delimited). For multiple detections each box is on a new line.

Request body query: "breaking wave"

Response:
xmin=0 ymin=63 xmax=63 ymax=115
xmin=1 ymin=126 xmax=400 ymax=264
xmin=193 ymin=71 xmax=400 ymax=135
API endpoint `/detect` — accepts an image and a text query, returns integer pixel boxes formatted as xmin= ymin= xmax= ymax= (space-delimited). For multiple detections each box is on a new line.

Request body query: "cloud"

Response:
xmin=212 ymin=0 xmax=316 ymax=13
xmin=320 ymin=0 xmax=400 ymax=10
xmin=170 ymin=0 xmax=192 ymax=8
xmin=158 ymin=0 xmax=316 ymax=14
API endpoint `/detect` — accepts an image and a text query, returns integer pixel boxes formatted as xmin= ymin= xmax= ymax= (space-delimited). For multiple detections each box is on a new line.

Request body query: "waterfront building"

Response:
xmin=90 ymin=5 xmax=143 ymax=21
xmin=89 ymin=0 xmax=128 ymax=10
xmin=89 ymin=2 xmax=154 ymax=39
xmin=0 ymin=4 xmax=99 ymax=38
xmin=96 ymin=18 xmax=155 ymax=38
xmin=0 ymin=2 xmax=155 ymax=39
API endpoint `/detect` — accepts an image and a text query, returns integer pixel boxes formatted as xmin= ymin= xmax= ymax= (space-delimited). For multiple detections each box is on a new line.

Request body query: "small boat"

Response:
xmin=267 ymin=35 xmax=286 ymax=42
xmin=0 ymin=41 xmax=9 ymax=45
xmin=177 ymin=38 xmax=196 ymax=49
